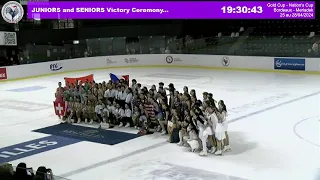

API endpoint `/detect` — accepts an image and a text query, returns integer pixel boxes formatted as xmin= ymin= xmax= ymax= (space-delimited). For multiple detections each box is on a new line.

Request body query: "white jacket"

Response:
xmin=117 ymin=108 xmax=125 ymax=117
xmin=125 ymin=109 xmax=132 ymax=117
xmin=95 ymin=105 xmax=103 ymax=114
xmin=125 ymin=93 xmax=133 ymax=104
xmin=117 ymin=91 xmax=127 ymax=100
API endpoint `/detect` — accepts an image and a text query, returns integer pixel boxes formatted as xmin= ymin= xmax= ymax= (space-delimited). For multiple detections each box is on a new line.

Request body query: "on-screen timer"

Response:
xmin=221 ymin=6 xmax=264 ymax=14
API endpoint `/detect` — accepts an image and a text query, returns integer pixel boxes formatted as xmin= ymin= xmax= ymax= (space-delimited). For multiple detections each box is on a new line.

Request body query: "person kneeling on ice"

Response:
xmin=186 ymin=123 xmax=200 ymax=152
xmin=190 ymin=108 xmax=205 ymax=153
xmin=95 ymin=100 xmax=104 ymax=123
xmin=177 ymin=110 xmax=191 ymax=146
xmin=167 ymin=109 xmax=179 ymax=143
xmin=115 ymin=103 xmax=125 ymax=127
xmin=132 ymin=106 xmax=140 ymax=129
xmin=123 ymin=104 xmax=132 ymax=127
xmin=81 ymin=99 xmax=91 ymax=124
xmin=107 ymin=101 xmax=116 ymax=126
xmin=99 ymin=102 xmax=113 ymax=129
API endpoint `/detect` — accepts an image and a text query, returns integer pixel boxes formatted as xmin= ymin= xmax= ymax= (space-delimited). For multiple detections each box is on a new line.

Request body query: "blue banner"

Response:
xmin=274 ymin=58 xmax=305 ymax=71
xmin=0 ymin=135 xmax=81 ymax=164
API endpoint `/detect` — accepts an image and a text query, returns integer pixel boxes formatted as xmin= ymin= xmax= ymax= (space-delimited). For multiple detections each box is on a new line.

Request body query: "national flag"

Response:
xmin=64 ymin=74 xmax=94 ymax=84
xmin=109 ymin=73 xmax=129 ymax=85
xmin=53 ymin=101 xmax=67 ymax=116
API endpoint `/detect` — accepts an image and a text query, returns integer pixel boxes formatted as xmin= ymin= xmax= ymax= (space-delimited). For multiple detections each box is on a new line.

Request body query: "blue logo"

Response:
xmin=50 ymin=63 xmax=63 ymax=71
xmin=274 ymin=58 xmax=305 ymax=71
xmin=0 ymin=135 xmax=80 ymax=164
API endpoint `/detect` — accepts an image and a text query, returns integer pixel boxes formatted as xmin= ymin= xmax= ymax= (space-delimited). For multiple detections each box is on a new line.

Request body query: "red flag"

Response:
xmin=64 ymin=74 xmax=94 ymax=85
xmin=53 ymin=101 xmax=67 ymax=116
xmin=122 ymin=75 xmax=129 ymax=86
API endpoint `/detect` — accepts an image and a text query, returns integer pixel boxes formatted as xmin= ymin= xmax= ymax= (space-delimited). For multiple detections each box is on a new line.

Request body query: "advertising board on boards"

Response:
xmin=274 ymin=58 xmax=306 ymax=71
xmin=0 ymin=67 xmax=7 ymax=80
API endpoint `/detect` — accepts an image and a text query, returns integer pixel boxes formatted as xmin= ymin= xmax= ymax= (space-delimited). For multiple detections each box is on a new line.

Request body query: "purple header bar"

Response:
xmin=27 ymin=1 xmax=315 ymax=19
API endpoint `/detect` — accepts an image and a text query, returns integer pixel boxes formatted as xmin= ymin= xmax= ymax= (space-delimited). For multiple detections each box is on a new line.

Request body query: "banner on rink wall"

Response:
xmin=2 ymin=54 xmax=320 ymax=81
xmin=274 ymin=58 xmax=306 ymax=71
xmin=0 ymin=67 xmax=7 ymax=80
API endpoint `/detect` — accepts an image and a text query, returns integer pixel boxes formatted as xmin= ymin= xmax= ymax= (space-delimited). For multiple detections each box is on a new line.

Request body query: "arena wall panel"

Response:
xmin=1 ymin=54 xmax=320 ymax=81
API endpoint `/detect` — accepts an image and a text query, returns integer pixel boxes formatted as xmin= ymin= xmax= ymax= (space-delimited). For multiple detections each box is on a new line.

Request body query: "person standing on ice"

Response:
xmin=202 ymin=92 xmax=209 ymax=102
xmin=55 ymin=82 xmax=65 ymax=119
xmin=117 ymin=85 xmax=128 ymax=109
xmin=214 ymin=107 xmax=226 ymax=155
xmin=218 ymin=100 xmax=231 ymax=152
xmin=199 ymin=105 xmax=218 ymax=156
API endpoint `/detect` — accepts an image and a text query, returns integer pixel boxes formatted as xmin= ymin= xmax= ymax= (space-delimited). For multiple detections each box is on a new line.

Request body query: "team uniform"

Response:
xmin=125 ymin=92 xmax=133 ymax=110
xmin=186 ymin=119 xmax=200 ymax=152
xmin=214 ymin=111 xmax=226 ymax=155
xmin=132 ymin=108 xmax=140 ymax=128
xmin=107 ymin=104 xmax=116 ymax=126
xmin=177 ymin=120 xmax=189 ymax=146
xmin=199 ymin=112 xmax=218 ymax=156
xmin=123 ymin=108 xmax=132 ymax=127
xmin=116 ymin=107 xmax=125 ymax=126
xmin=167 ymin=114 xmax=178 ymax=142
xmin=104 ymin=88 xmax=117 ymax=103
xmin=65 ymin=101 xmax=75 ymax=123
xmin=111 ymin=103 xmax=119 ymax=124
xmin=188 ymin=112 xmax=205 ymax=152
xmin=82 ymin=104 xmax=90 ymax=123
xmin=117 ymin=90 xmax=127 ymax=109
xmin=94 ymin=103 xmax=104 ymax=123
xmin=158 ymin=102 xmax=169 ymax=134
xmin=75 ymin=101 xmax=83 ymax=123
xmin=88 ymin=102 xmax=97 ymax=124
xmin=221 ymin=110 xmax=231 ymax=152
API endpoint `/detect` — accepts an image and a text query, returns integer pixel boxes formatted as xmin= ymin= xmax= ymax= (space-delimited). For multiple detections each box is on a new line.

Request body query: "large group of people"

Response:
xmin=55 ymin=77 xmax=231 ymax=156
xmin=0 ymin=162 xmax=53 ymax=180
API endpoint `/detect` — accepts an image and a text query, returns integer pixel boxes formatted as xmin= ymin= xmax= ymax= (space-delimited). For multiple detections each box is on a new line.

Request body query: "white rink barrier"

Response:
xmin=1 ymin=54 xmax=320 ymax=81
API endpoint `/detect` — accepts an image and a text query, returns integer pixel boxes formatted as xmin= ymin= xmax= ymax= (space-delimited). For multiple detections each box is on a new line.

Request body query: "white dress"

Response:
xmin=215 ymin=112 xmax=226 ymax=141
xmin=221 ymin=111 xmax=228 ymax=131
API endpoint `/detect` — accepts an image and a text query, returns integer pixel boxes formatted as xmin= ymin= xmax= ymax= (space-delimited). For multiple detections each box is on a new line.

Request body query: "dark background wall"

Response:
xmin=17 ymin=19 xmax=184 ymax=45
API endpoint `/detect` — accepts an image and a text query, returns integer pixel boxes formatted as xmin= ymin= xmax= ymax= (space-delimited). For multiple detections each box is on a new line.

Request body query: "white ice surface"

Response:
xmin=0 ymin=68 xmax=319 ymax=180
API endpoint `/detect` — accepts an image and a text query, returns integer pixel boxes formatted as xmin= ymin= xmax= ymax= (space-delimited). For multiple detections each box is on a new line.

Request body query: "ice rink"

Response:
xmin=0 ymin=67 xmax=319 ymax=180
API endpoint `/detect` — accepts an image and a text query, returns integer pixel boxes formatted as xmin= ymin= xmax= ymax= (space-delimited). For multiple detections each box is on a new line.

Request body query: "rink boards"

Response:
xmin=1 ymin=54 xmax=320 ymax=81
